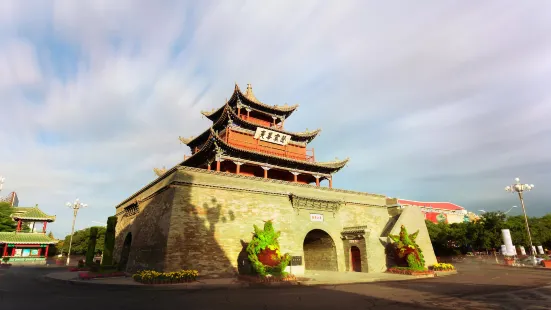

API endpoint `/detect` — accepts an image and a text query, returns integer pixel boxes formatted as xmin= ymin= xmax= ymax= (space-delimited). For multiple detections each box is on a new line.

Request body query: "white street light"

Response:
xmin=0 ymin=176 xmax=5 ymax=192
xmin=65 ymin=198 xmax=88 ymax=266
xmin=504 ymin=205 xmax=518 ymax=214
xmin=505 ymin=177 xmax=536 ymax=265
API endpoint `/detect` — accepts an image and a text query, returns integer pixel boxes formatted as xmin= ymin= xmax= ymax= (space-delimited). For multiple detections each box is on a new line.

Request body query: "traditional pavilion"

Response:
xmin=168 ymin=83 xmax=348 ymax=186
xmin=116 ymin=83 xmax=437 ymax=276
xmin=0 ymin=204 xmax=56 ymax=264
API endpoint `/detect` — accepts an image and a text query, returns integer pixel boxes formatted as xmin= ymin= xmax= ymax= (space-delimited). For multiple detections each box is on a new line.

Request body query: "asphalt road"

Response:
xmin=0 ymin=261 xmax=550 ymax=310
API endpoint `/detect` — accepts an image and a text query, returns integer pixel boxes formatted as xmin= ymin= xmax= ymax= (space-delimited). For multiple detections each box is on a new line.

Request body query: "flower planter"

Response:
xmin=78 ymin=271 xmax=126 ymax=280
xmin=542 ymin=260 xmax=551 ymax=268
xmin=68 ymin=267 xmax=90 ymax=272
xmin=238 ymin=274 xmax=297 ymax=283
xmin=387 ymin=268 xmax=434 ymax=276
xmin=434 ymin=270 xmax=457 ymax=277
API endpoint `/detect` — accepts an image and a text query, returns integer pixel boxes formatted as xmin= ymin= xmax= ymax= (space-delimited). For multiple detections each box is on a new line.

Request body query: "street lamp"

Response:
xmin=65 ymin=198 xmax=87 ymax=266
xmin=0 ymin=176 xmax=5 ymax=192
xmin=478 ymin=206 xmax=517 ymax=215
xmin=505 ymin=178 xmax=535 ymax=265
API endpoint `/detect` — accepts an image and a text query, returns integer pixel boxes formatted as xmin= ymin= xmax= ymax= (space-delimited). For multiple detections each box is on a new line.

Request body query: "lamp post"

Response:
xmin=478 ymin=206 xmax=517 ymax=215
xmin=65 ymin=198 xmax=87 ymax=266
xmin=505 ymin=178 xmax=535 ymax=265
xmin=0 ymin=176 xmax=4 ymax=193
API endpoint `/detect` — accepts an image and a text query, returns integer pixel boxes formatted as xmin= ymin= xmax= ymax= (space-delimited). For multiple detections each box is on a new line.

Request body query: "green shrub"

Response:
xmin=132 ymin=270 xmax=199 ymax=283
xmin=246 ymin=220 xmax=291 ymax=277
xmin=389 ymin=225 xmax=427 ymax=271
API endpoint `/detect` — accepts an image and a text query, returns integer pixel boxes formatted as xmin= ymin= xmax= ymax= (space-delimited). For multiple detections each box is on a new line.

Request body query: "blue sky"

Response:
xmin=1 ymin=1 xmax=551 ymax=238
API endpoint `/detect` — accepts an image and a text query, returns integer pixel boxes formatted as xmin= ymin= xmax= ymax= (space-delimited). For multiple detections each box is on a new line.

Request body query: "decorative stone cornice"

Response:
xmin=115 ymin=165 xmax=387 ymax=209
xmin=288 ymin=193 xmax=343 ymax=216
xmin=341 ymin=226 xmax=370 ymax=240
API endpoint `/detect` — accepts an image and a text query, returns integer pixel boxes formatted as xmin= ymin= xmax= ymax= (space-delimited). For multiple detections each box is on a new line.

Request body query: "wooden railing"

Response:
xmin=239 ymin=115 xmax=283 ymax=130
xmin=227 ymin=137 xmax=314 ymax=162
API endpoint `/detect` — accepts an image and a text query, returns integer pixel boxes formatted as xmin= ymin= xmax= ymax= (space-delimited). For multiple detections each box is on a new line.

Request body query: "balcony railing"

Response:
xmin=1 ymin=256 xmax=46 ymax=262
xmin=227 ymin=137 xmax=315 ymax=162
xmin=239 ymin=115 xmax=283 ymax=130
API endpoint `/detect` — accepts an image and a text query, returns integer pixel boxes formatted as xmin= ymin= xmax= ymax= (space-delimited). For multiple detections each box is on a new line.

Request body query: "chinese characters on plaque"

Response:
xmin=254 ymin=127 xmax=292 ymax=145
xmin=310 ymin=213 xmax=324 ymax=222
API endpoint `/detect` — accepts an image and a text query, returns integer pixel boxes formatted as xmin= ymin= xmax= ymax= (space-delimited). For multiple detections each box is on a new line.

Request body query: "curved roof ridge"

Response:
xmin=227 ymin=107 xmax=320 ymax=141
xmin=235 ymin=83 xmax=299 ymax=112
xmin=181 ymin=105 xmax=232 ymax=147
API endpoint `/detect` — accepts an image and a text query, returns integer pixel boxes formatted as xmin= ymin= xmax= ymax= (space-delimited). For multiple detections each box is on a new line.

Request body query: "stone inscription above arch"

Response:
xmin=288 ymin=193 xmax=343 ymax=216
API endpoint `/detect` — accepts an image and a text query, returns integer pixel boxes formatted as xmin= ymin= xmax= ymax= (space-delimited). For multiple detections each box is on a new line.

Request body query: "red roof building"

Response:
xmin=397 ymin=199 xmax=469 ymax=224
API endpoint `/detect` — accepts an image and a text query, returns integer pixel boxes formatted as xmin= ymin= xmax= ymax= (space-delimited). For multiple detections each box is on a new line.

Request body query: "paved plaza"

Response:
xmin=1 ymin=260 xmax=550 ymax=310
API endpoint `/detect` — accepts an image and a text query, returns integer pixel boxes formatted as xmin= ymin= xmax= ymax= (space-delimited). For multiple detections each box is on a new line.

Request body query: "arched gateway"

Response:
xmin=119 ymin=232 xmax=132 ymax=271
xmin=303 ymin=229 xmax=338 ymax=271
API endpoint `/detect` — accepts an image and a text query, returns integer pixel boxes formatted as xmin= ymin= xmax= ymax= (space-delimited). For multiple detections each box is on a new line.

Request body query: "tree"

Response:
xmin=61 ymin=227 xmax=106 ymax=255
xmin=426 ymin=211 xmax=551 ymax=256
xmin=102 ymin=216 xmax=117 ymax=267
xmin=86 ymin=227 xmax=98 ymax=266
xmin=0 ymin=202 xmax=16 ymax=232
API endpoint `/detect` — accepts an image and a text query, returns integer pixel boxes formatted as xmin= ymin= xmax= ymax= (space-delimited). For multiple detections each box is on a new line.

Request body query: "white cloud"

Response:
xmin=1 ymin=1 xmax=551 ymax=238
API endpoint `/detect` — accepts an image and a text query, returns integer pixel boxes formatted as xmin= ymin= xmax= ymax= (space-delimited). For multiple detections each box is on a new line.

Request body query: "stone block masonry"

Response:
xmin=113 ymin=166 xmax=437 ymax=276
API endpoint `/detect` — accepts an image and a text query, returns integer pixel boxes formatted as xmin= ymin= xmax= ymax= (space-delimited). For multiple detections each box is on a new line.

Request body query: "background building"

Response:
xmin=398 ymin=199 xmax=470 ymax=224
xmin=0 ymin=192 xmax=19 ymax=207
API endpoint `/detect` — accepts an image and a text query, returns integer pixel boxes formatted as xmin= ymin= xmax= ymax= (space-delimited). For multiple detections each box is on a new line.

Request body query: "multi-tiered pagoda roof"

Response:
xmin=167 ymin=83 xmax=348 ymax=187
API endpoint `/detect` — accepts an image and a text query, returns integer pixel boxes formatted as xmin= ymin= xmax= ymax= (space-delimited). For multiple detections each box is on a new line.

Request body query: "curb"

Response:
xmin=497 ymin=265 xmax=551 ymax=271
xmin=42 ymin=274 xmax=304 ymax=291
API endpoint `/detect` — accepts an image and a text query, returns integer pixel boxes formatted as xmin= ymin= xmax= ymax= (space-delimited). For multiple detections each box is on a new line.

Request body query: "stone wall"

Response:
xmin=113 ymin=166 xmax=436 ymax=276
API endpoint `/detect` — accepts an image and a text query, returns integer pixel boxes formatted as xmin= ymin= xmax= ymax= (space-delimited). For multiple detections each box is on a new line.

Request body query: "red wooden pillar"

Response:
xmin=37 ymin=248 xmax=42 ymax=257
xmin=235 ymin=162 xmax=241 ymax=174
xmin=16 ymin=220 xmax=21 ymax=232
xmin=237 ymin=106 xmax=241 ymax=117
xmin=11 ymin=248 xmax=16 ymax=256
xmin=291 ymin=172 xmax=299 ymax=183
xmin=315 ymin=176 xmax=320 ymax=187
xmin=43 ymin=221 xmax=47 ymax=233
xmin=216 ymin=159 xmax=221 ymax=172
xmin=2 ymin=244 xmax=7 ymax=257
xmin=207 ymin=163 xmax=211 ymax=171
xmin=329 ymin=177 xmax=333 ymax=189
xmin=44 ymin=245 xmax=49 ymax=257
xmin=262 ymin=167 xmax=269 ymax=179
xmin=246 ymin=109 xmax=250 ymax=120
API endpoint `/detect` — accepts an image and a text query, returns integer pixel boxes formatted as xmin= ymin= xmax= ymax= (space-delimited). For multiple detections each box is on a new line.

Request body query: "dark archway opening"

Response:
xmin=303 ymin=229 xmax=338 ymax=271
xmin=119 ymin=232 xmax=132 ymax=271
xmin=350 ymin=246 xmax=362 ymax=272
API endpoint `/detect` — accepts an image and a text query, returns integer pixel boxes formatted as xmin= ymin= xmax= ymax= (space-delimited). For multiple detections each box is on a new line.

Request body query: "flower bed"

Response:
xmin=431 ymin=263 xmax=455 ymax=271
xmin=387 ymin=267 xmax=434 ymax=276
xmin=132 ymin=270 xmax=199 ymax=285
xmin=68 ymin=267 xmax=90 ymax=272
xmin=238 ymin=274 xmax=297 ymax=283
xmin=78 ymin=271 xmax=126 ymax=280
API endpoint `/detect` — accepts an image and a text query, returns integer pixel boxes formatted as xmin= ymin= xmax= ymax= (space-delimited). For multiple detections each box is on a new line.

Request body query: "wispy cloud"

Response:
xmin=1 ymin=0 xmax=551 ymax=237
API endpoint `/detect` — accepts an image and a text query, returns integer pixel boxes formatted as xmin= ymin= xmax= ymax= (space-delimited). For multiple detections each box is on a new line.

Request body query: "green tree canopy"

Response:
xmin=0 ymin=202 xmax=16 ymax=232
xmin=427 ymin=211 xmax=551 ymax=256
xmin=60 ymin=226 xmax=106 ymax=255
